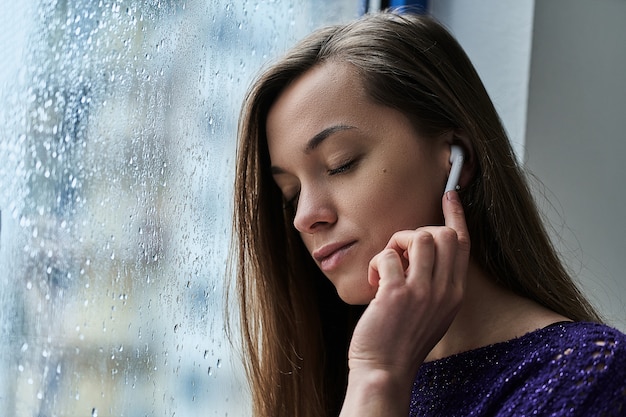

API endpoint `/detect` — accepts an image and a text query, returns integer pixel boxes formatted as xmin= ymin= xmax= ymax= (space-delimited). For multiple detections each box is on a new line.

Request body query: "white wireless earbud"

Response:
xmin=444 ymin=145 xmax=464 ymax=193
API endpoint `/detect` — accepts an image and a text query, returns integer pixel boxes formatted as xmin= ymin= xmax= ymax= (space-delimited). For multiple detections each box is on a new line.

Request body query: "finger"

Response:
xmin=368 ymin=248 xmax=405 ymax=289
xmin=443 ymin=191 xmax=471 ymax=255
xmin=403 ymin=230 xmax=436 ymax=284
xmin=428 ymin=227 xmax=459 ymax=284
xmin=384 ymin=229 xmax=416 ymax=252
xmin=382 ymin=230 xmax=412 ymax=271
xmin=442 ymin=191 xmax=471 ymax=286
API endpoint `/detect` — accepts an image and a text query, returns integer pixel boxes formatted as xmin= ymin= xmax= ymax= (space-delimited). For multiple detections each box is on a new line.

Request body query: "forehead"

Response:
xmin=265 ymin=62 xmax=369 ymax=150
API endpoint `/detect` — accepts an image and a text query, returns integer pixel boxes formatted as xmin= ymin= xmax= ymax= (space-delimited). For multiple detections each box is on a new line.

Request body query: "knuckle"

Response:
xmin=411 ymin=283 xmax=431 ymax=301
xmin=371 ymin=248 xmax=396 ymax=265
xmin=459 ymin=234 xmax=471 ymax=251
xmin=442 ymin=227 xmax=459 ymax=239
xmin=414 ymin=229 xmax=434 ymax=244
xmin=437 ymin=227 xmax=459 ymax=245
xmin=368 ymin=253 xmax=380 ymax=268
xmin=381 ymin=247 xmax=399 ymax=259
xmin=389 ymin=230 xmax=410 ymax=245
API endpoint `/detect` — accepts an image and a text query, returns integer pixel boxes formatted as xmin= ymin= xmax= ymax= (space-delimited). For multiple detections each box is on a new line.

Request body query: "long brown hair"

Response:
xmin=230 ymin=11 xmax=601 ymax=417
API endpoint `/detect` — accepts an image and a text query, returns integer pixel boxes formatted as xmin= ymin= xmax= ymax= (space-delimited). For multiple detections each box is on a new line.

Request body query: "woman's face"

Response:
xmin=266 ymin=62 xmax=451 ymax=304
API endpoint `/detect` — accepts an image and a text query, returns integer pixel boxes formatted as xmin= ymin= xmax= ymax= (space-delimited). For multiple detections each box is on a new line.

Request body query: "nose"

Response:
xmin=292 ymin=185 xmax=337 ymax=234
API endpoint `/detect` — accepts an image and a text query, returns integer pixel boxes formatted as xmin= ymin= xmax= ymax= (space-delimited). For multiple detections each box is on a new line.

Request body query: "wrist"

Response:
xmin=340 ymin=368 xmax=413 ymax=417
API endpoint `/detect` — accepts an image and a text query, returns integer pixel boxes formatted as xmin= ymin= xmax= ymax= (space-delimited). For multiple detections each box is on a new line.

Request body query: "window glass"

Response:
xmin=0 ymin=1 xmax=357 ymax=415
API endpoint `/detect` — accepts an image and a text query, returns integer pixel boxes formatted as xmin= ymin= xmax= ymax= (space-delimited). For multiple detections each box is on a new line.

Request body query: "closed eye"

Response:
xmin=280 ymin=157 xmax=359 ymax=212
xmin=328 ymin=159 xmax=357 ymax=176
xmin=283 ymin=192 xmax=299 ymax=212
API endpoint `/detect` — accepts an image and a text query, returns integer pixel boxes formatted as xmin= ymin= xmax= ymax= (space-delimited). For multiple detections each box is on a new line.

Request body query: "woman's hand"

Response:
xmin=340 ymin=191 xmax=470 ymax=416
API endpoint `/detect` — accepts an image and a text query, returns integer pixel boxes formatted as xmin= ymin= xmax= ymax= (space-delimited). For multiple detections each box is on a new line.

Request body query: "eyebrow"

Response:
xmin=304 ymin=124 xmax=355 ymax=153
xmin=270 ymin=124 xmax=356 ymax=175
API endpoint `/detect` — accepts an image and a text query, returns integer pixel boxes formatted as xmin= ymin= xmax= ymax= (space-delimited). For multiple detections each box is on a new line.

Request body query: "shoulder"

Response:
xmin=529 ymin=321 xmax=626 ymax=376
xmin=523 ymin=322 xmax=626 ymax=415
xmin=508 ymin=321 xmax=626 ymax=381
xmin=542 ymin=321 xmax=626 ymax=364
xmin=410 ymin=322 xmax=626 ymax=416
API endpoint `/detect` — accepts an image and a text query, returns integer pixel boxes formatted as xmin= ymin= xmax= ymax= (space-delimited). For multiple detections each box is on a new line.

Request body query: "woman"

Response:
xmin=230 ymin=11 xmax=626 ymax=417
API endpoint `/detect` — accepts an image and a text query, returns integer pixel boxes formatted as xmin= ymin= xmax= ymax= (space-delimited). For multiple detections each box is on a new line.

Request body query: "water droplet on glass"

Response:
xmin=92 ymin=408 xmax=98 ymax=417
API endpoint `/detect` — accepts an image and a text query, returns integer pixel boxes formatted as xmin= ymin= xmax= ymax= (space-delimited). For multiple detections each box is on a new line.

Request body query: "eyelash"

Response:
xmin=284 ymin=194 xmax=299 ymax=210
xmin=283 ymin=159 xmax=358 ymax=211
xmin=328 ymin=159 xmax=356 ymax=176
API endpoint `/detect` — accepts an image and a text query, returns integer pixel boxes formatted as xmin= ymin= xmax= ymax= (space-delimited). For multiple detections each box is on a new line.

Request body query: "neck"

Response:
xmin=425 ymin=259 xmax=571 ymax=362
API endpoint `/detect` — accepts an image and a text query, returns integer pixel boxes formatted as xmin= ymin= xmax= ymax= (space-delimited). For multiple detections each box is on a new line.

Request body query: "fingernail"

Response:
xmin=446 ymin=190 xmax=459 ymax=202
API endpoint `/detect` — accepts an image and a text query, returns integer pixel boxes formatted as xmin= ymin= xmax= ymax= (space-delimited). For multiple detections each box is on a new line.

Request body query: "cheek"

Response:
xmin=298 ymin=232 xmax=316 ymax=255
xmin=378 ymin=170 xmax=439 ymax=216
xmin=358 ymin=168 xmax=442 ymax=230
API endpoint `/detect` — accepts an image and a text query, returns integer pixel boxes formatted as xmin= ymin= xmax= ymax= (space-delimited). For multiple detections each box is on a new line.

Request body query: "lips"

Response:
xmin=312 ymin=240 xmax=356 ymax=272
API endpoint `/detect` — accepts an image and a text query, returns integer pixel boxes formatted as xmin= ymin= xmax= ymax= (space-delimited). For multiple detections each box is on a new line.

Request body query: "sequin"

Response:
xmin=409 ymin=322 xmax=626 ymax=416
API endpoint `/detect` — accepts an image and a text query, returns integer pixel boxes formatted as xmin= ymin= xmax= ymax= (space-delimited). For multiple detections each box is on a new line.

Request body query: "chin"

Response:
xmin=335 ymin=284 xmax=376 ymax=305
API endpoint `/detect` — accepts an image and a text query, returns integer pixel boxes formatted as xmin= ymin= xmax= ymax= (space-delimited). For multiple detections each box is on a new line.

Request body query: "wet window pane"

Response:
xmin=0 ymin=1 xmax=357 ymax=415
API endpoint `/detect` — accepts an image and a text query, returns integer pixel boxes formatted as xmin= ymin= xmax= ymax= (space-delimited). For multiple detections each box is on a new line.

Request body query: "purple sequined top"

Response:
xmin=410 ymin=322 xmax=626 ymax=416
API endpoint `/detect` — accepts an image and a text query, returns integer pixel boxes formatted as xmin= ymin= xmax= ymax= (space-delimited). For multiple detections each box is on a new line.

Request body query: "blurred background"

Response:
xmin=0 ymin=1 xmax=358 ymax=415
xmin=0 ymin=0 xmax=623 ymax=416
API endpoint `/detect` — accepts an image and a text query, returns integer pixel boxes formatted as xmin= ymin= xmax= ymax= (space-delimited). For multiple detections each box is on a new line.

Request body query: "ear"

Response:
xmin=448 ymin=130 xmax=476 ymax=189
